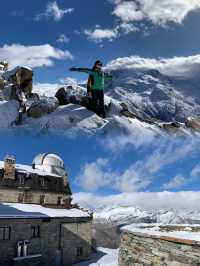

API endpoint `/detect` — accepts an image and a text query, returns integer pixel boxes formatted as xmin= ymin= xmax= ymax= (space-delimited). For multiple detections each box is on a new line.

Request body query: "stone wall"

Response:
xmin=0 ymin=171 xmax=71 ymax=195
xmin=0 ymin=217 xmax=92 ymax=266
xmin=118 ymin=230 xmax=200 ymax=266
xmin=0 ymin=188 xmax=71 ymax=205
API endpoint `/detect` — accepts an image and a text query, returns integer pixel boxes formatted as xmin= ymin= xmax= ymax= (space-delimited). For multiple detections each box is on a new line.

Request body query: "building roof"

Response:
xmin=0 ymin=203 xmax=90 ymax=219
xmin=0 ymin=160 xmax=62 ymax=178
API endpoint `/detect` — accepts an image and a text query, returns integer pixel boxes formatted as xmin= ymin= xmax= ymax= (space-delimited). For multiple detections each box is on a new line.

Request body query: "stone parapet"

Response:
xmin=118 ymin=225 xmax=200 ymax=266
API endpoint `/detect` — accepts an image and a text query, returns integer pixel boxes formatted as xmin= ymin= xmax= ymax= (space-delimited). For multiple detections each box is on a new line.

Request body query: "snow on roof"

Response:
xmin=0 ymin=160 xmax=62 ymax=178
xmin=122 ymin=224 xmax=200 ymax=243
xmin=0 ymin=203 xmax=90 ymax=219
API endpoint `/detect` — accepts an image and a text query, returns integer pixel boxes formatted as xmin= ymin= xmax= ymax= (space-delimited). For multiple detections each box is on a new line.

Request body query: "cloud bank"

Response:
xmin=106 ymin=54 xmax=200 ymax=77
xmin=112 ymin=0 xmax=200 ymax=26
xmin=73 ymin=191 xmax=200 ymax=211
xmin=0 ymin=44 xmax=73 ymax=69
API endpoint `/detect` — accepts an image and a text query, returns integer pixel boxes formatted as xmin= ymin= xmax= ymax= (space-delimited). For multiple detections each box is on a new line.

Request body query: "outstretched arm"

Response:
xmin=69 ymin=67 xmax=93 ymax=75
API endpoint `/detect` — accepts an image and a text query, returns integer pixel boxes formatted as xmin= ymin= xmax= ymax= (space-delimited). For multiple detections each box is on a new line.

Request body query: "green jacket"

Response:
xmin=74 ymin=68 xmax=112 ymax=91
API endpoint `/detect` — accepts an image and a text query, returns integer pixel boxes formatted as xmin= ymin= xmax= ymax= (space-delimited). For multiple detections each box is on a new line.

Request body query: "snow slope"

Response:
xmin=0 ymin=67 xmax=200 ymax=136
xmin=72 ymin=248 xmax=118 ymax=266
xmin=23 ymin=68 xmax=200 ymax=136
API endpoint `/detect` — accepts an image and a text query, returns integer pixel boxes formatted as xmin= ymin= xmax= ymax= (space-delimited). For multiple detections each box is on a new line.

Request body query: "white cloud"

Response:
xmin=140 ymin=0 xmax=200 ymax=26
xmin=106 ymin=54 xmax=200 ymax=77
xmin=162 ymin=175 xmax=187 ymax=189
xmin=35 ymin=1 xmax=74 ymax=22
xmin=113 ymin=1 xmax=144 ymax=22
xmin=84 ymin=22 xmax=138 ymax=43
xmin=144 ymin=140 xmax=196 ymax=174
xmin=92 ymin=0 xmax=200 ymax=41
xmin=73 ymin=191 xmax=200 ymax=211
xmin=56 ymin=34 xmax=70 ymax=44
xmin=0 ymin=44 xmax=73 ymax=69
xmin=117 ymin=22 xmax=138 ymax=34
xmin=76 ymin=139 xmax=197 ymax=193
xmin=115 ymin=165 xmax=151 ymax=192
xmin=76 ymin=158 xmax=115 ymax=191
xmin=84 ymin=28 xmax=118 ymax=43
xmin=76 ymin=157 xmax=151 ymax=193
xmin=112 ymin=0 xmax=200 ymax=26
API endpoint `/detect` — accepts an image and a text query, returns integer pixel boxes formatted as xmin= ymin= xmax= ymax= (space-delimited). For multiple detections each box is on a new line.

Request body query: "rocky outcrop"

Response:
xmin=160 ymin=122 xmax=181 ymax=134
xmin=5 ymin=66 xmax=33 ymax=96
xmin=185 ymin=116 xmax=200 ymax=132
xmin=27 ymin=97 xmax=59 ymax=118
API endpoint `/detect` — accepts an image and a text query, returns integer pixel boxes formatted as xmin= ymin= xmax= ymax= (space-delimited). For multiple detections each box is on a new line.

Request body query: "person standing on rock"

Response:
xmin=69 ymin=60 xmax=112 ymax=118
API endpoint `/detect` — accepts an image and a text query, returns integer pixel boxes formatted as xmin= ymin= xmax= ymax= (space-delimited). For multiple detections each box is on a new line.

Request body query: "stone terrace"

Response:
xmin=118 ymin=224 xmax=200 ymax=266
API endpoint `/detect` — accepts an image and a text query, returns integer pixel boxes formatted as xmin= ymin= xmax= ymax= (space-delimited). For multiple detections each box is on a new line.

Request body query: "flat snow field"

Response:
xmin=72 ymin=248 xmax=118 ymax=266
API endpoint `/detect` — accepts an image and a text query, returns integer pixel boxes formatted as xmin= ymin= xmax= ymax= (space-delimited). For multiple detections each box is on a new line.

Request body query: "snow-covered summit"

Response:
xmin=93 ymin=205 xmax=200 ymax=225
xmin=106 ymin=68 xmax=200 ymax=123
xmin=0 ymin=65 xmax=200 ymax=136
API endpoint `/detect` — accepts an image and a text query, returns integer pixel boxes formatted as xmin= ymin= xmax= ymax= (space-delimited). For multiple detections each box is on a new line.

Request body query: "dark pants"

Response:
xmin=91 ymin=90 xmax=105 ymax=118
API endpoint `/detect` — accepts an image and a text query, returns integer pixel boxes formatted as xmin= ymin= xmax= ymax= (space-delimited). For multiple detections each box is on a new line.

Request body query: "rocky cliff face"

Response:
xmin=106 ymin=68 xmax=200 ymax=123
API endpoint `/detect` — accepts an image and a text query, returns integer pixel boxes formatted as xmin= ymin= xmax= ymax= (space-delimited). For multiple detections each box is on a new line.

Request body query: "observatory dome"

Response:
xmin=32 ymin=153 xmax=66 ymax=177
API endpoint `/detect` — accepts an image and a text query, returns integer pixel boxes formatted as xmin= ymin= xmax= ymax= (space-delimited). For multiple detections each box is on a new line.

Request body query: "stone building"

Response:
xmin=118 ymin=224 xmax=200 ymax=266
xmin=0 ymin=153 xmax=92 ymax=266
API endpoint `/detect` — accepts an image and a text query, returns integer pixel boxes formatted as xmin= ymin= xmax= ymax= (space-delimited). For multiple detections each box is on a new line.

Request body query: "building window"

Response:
xmin=0 ymin=226 xmax=11 ymax=240
xmin=40 ymin=195 xmax=45 ymax=205
xmin=40 ymin=178 xmax=45 ymax=187
xmin=18 ymin=193 xmax=24 ymax=203
xmin=57 ymin=196 xmax=62 ymax=205
xmin=77 ymin=247 xmax=83 ymax=257
xmin=19 ymin=175 xmax=25 ymax=185
xmin=31 ymin=225 xmax=40 ymax=238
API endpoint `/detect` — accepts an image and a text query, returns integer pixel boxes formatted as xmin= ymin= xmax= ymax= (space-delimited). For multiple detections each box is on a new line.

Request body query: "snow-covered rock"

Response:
xmin=94 ymin=206 xmax=154 ymax=225
xmin=0 ymin=100 xmax=19 ymax=127
xmin=93 ymin=206 xmax=200 ymax=226
xmin=0 ymin=65 xmax=199 ymax=136
xmin=21 ymin=104 xmax=106 ymax=135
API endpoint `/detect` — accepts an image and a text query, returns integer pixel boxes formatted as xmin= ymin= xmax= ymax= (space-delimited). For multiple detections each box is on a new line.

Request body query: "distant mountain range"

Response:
xmin=92 ymin=206 xmax=200 ymax=248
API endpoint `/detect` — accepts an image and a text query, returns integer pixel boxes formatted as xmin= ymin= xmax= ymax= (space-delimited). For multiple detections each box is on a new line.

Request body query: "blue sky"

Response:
xmin=1 ymin=1 xmax=200 ymax=204
xmin=1 ymin=132 xmax=200 ymax=196
xmin=0 ymin=0 xmax=200 ymax=83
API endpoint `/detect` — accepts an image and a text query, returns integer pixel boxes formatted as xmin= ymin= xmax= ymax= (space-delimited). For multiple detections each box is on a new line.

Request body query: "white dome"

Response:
xmin=33 ymin=153 xmax=66 ymax=176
